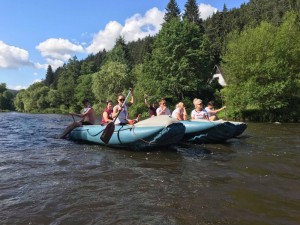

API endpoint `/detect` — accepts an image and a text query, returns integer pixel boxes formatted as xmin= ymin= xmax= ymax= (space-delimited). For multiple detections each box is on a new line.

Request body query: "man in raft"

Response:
xmin=58 ymin=99 xmax=95 ymax=139
xmin=204 ymin=101 xmax=226 ymax=121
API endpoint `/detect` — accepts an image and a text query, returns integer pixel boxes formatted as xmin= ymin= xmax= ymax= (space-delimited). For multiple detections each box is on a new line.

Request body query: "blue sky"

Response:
xmin=0 ymin=0 xmax=249 ymax=90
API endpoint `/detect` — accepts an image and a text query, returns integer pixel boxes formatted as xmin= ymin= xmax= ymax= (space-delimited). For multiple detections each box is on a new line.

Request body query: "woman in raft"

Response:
xmin=101 ymin=100 xmax=113 ymax=125
xmin=171 ymin=102 xmax=187 ymax=120
xmin=156 ymin=99 xmax=171 ymax=116
xmin=191 ymin=98 xmax=209 ymax=120
xmin=112 ymin=89 xmax=135 ymax=125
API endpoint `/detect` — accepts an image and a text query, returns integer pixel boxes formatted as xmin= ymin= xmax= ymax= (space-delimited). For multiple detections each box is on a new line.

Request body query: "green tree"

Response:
xmin=106 ymin=36 xmax=130 ymax=65
xmin=0 ymin=83 xmax=6 ymax=93
xmin=143 ymin=19 xmax=211 ymax=102
xmin=75 ymin=74 xmax=95 ymax=108
xmin=183 ymin=0 xmax=204 ymax=33
xmin=221 ymin=11 xmax=300 ymax=121
xmin=44 ymin=65 xmax=54 ymax=87
xmin=92 ymin=61 xmax=130 ymax=110
xmin=164 ymin=0 xmax=181 ymax=23
xmin=47 ymin=89 xmax=61 ymax=108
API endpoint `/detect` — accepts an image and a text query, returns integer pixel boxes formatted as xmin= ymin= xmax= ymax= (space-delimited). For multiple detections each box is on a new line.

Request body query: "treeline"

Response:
xmin=12 ymin=0 xmax=300 ymax=122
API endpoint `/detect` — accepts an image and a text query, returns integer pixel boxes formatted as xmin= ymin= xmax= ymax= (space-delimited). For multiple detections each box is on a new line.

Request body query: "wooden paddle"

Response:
xmin=100 ymin=89 xmax=132 ymax=144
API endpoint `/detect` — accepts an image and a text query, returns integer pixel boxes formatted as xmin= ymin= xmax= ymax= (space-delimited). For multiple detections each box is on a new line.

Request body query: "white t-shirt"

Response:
xmin=156 ymin=107 xmax=171 ymax=116
xmin=204 ymin=107 xmax=216 ymax=118
xmin=113 ymin=105 xmax=128 ymax=124
xmin=172 ymin=108 xmax=182 ymax=119
xmin=191 ymin=109 xmax=208 ymax=119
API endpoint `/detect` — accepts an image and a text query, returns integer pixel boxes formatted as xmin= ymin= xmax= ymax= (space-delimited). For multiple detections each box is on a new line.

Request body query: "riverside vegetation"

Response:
xmin=3 ymin=0 xmax=299 ymax=122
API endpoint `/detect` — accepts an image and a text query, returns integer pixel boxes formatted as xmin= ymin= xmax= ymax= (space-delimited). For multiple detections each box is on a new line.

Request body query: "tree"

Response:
xmin=92 ymin=61 xmax=130 ymax=106
xmin=44 ymin=65 xmax=54 ymax=87
xmin=75 ymin=74 xmax=95 ymax=107
xmin=221 ymin=11 xmax=300 ymax=121
xmin=183 ymin=0 xmax=204 ymax=33
xmin=164 ymin=0 xmax=181 ymax=23
xmin=143 ymin=19 xmax=212 ymax=102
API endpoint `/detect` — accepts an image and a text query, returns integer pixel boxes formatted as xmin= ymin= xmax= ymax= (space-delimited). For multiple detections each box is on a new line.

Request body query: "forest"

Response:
xmin=4 ymin=0 xmax=300 ymax=122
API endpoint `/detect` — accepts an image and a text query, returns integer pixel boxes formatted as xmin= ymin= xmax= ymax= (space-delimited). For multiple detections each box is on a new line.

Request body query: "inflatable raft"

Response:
xmin=69 ymin=115 xmax=185 ymax=149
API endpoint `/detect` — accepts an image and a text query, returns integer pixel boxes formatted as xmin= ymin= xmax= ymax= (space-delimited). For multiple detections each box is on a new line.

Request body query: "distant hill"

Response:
xmin=8 ymin=89 xmax=19 ymax=95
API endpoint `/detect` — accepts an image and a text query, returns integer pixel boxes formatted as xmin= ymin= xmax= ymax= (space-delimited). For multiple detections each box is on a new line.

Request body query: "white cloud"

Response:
xmin=121 ymin=7 xmax=164 ymax=42
xmin=7 ymin=85 xmax=27 ymax=90
xmin=198 ymin=3 xmax=218 ymax=20
xmin=0 ymin=41 xmax=34 ymax=69
xmin=86 ymin=7 xmax=164 ymax=54
xmin=34 ymin=79 xmax=42 ymax=83
xmin=36 ymin=38 xmax=84 ymax=61
xmin=33 ymin=72 xmax=38 ymax=76
xmin=86 ymin=21 xmax=123 ymax=54
xmin=45 ymin=58 xmax=64 ymax=70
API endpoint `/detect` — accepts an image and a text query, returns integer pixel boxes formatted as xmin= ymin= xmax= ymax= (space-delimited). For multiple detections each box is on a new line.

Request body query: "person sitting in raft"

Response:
xmin=171 ymin=102 xmax=187 ymax=120
xmin=101 ymin=100 xmax=113 ymax=125
xmin=58 ymin=99 xmax=95 ymax=139
xmin=191 ymin=98 xmax=209 ymax=120
xmin=204 ymin=101 xmax=226 ymax=121
xmin=144 ymin=94 xmax=159 ymax=118
xmin=156 ymin=99 xmax=171 ymax=116
xmin=112 ymin=89 xmax=135 ymax=125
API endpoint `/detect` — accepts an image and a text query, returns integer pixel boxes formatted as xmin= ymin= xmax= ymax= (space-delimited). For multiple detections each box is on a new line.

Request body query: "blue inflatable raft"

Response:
xmin=69 ymin=115 xmax=185 ymax=149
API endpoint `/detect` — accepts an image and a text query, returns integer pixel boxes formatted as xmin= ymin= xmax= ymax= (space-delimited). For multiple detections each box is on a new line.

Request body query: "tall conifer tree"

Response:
xmin=183 ymin=0 xmax=204 ymax=33
xmin=45 ymin=65 xmax=54 ymax=87
xmin=164 ymin=0 xmax=181 ymax=23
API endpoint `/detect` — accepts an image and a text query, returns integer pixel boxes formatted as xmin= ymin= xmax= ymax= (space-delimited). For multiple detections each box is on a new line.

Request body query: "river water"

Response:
xmin=0 ymin=112 xmax=299 ymax=225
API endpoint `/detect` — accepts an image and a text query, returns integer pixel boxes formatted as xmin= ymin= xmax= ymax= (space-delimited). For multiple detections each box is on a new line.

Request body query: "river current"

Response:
xmin=0 ymin=112 xmax=299 ymax=225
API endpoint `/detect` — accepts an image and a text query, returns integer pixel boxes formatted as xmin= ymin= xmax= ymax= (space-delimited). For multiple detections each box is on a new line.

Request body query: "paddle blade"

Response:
xmin=100 ymin=122 xmax=115 ymax=144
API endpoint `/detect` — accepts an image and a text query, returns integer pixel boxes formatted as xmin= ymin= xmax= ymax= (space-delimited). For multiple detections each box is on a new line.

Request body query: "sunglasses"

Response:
xmin=119 ymin=99 xmax=125 ymax=102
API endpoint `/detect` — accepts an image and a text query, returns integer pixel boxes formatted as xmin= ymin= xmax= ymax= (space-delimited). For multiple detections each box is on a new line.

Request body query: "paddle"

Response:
xmin=100 ymin=89 xmax=132 ymax=144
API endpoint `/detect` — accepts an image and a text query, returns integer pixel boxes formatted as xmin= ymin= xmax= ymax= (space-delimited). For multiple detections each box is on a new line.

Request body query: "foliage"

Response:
xmin=183 ymin=0 xmax=204 ymax=33
xmin=92 ymin=61 xmax=130 ymax=112
xmin=143 ymin=18 xmax=212 ymax=103
xmin=221 ymin=11 xmax=300 ymax=122
xmin=44 ymin=65 xmax=54 ymax=87
xmin=12 ymin=0 xmax=299 ymax=122
xmin=164 ymin=0 xmax=181 ymax=23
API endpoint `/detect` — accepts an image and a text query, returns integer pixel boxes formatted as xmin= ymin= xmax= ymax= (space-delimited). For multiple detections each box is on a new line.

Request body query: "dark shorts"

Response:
xmin=81 ymin=121 xmax=93 ymax=125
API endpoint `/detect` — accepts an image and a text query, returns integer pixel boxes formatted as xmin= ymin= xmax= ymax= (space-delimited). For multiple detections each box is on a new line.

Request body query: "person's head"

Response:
xmin=117 ymin=93 xmax=125 ymax=105
xmin=106 ymin=100 xmax=113 ymax=110
xmin=159 ymin=99 xmax=166 ymax=108
xmin=176 ymin=102 xmax=184 ymax=109
xmin=207 ymin=101 xmax=214 ymax=109
xmin=193 ymin=98 xmax=203 ymax=110
xmin=153 ymin=101 xmax=159 ymax=108
xmin=82 ymin=99 xmax=89 ymax=107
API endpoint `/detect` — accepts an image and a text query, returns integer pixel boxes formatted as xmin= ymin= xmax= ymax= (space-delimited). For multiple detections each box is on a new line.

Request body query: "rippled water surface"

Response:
xmin=0 ymin=112 xmax=299 ymax=225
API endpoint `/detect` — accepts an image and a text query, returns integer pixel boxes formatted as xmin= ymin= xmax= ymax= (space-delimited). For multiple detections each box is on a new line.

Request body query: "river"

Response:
xmin=0 ymin=112 xmax=299 ymax=225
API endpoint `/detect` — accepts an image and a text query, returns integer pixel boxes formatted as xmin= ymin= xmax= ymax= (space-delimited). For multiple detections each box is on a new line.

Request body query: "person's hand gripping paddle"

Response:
xmin=100 ymin=89 xmax=132 ymax=144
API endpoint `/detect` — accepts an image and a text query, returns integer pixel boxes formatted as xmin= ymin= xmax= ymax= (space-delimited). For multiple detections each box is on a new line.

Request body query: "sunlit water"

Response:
xmin=0 ymin=112 xmax=299 ymax=225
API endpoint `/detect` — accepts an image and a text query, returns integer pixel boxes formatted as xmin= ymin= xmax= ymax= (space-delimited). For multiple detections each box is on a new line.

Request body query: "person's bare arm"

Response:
xmin=70 ymin=108 xmax=92 ymax=118
xmin=208 ymin=106 xmax=226 ymax=114
xmin=157 ymin=108 xmax=166 ymax=116
xmin=112 ymin=106 xmax=121 ymax=118
xmin=103 ymin=111 xmax=112 ymax=123
xmin=183 ymin=108 xmax=187 ymax=120
xmin=127 ymin=88 xmax=135 ymax=107
xmin=144 ymin=95 xmax=150 ymax=108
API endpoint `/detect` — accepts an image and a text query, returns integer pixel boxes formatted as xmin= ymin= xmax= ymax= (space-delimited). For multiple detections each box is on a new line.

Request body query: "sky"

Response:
xmin=0 ymin=0 xmax=249 ymax=90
